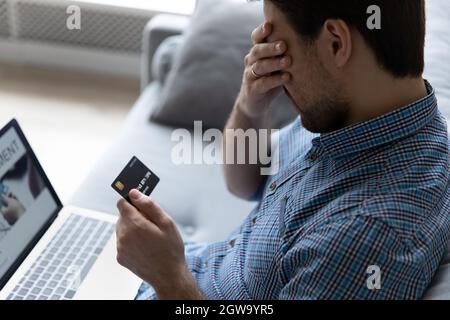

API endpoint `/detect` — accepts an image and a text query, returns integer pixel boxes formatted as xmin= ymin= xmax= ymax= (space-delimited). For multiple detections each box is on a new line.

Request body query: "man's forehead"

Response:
xmin=264 ymin=2 xmax=296 ymax=42
xmin=263 ymin=0 xmax=281 ymax=23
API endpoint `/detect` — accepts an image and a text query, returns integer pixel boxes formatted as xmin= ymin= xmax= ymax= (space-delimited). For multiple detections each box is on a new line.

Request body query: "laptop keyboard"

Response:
xmin=6 ymin=214 xmax=115 ymax=300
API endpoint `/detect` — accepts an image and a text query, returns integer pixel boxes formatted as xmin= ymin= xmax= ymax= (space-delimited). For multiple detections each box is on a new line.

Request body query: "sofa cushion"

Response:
xmin=70 ymin=84 xmax=255 ymax=243
xmin=424 ymin=0 xmax=450 ymax=118
xmin=150 ymin=0 xmax=297 ymax=130
xmin=151 ymin=35 xmax=183 ymax=85
xmin=422 ymin=0 xmax=450 ymax=299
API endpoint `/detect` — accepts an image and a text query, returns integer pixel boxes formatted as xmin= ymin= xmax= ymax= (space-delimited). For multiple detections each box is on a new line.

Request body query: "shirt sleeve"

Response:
xmin=278 ymin=215 xmax=425 ymax=300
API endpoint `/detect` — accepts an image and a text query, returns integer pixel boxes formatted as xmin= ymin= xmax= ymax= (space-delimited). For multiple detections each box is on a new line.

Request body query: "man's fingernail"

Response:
xmin=129 ymin=189 xmax=142 ymax=200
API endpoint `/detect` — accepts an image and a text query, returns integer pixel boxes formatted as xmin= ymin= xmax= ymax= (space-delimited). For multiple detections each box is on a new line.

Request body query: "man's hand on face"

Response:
xmin=239 ymin=22 xmax=292 ymax=119
xmin=116 ymin=189 xmax=202 ymax=300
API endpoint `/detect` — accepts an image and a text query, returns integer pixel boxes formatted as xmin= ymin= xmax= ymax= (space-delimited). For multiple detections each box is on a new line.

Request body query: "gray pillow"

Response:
xmin=150 ymin=0 xmax=297 ymax=129
xmin=151 ymin=35 xmax=183 ymax=85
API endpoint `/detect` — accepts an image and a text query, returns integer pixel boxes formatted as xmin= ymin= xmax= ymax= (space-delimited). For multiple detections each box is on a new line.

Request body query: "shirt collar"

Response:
xmin=311 ymin=81 xmax=438 ymax=159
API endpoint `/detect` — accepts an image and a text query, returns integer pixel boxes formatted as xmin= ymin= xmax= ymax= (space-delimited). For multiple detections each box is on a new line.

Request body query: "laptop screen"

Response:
xmin=0 ymin=120 xmax=62 ymax=286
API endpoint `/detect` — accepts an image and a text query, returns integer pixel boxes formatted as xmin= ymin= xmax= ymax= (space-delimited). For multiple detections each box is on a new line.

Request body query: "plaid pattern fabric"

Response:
xmin=138 ymin=82 xmax=450 ymax=300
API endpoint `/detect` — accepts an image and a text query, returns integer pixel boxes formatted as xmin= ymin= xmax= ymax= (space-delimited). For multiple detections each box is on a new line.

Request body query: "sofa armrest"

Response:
xmin=141 ymin=14 xmax=190 ymax=91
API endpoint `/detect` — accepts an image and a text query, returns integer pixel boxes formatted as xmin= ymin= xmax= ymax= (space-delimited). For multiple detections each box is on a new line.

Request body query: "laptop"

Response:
xmin=0 ymin=119 xmax=142 ymax=300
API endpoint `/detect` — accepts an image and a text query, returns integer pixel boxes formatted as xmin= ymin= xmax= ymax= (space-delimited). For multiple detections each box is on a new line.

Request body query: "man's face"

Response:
xmin=264 ymin=2 xmax=350 ymax=133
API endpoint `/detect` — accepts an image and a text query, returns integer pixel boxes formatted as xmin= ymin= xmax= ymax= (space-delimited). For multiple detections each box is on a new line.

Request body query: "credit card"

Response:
xmin=111 ymin=156 xmax=160 ymax=203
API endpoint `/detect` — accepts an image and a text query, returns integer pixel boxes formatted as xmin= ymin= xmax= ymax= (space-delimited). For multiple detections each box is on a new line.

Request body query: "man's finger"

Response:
xmin=117 ymin=198 xmax=160 ymax=234
xmin=117 ymin=198 xmax=131 ymax=214
xmin=115 ymin=216 xmax=123 ymax=237
xmin=252 ymin=56 xmax=291 ymax=78
xmin=251 ymin=22 xmax=272 ymax=45
xmin=128 ymin=189 xmax=170 ymax=229
xmin=247 ymin=42 xmax=287 ymax=66
xmin=251 ymin=72 xmax=291 ymax=94
xmin=117 ymin=198 xmax=146 ymax=222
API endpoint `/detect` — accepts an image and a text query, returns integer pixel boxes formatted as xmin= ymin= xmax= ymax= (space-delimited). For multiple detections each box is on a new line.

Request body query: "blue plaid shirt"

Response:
xmin=138 ymin=82 xmax=450 ymax=300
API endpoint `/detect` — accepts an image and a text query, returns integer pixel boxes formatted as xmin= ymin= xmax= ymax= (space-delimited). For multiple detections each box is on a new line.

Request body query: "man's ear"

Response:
xmin=318 ymin=19 xmax=352 ymax=69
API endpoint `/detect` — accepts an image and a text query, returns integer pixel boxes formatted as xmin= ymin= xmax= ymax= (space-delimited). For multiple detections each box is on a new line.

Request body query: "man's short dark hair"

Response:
xmin=267 ymin=0 xmax=425 ymax=78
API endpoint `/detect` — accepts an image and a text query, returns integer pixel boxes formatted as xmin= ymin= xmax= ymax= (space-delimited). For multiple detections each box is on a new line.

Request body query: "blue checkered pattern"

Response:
xmin=138 ymin=82 xmax=450 ymax=300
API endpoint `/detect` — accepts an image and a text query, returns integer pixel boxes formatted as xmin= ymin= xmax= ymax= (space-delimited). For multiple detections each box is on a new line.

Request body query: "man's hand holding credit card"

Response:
xmin=112 ymin=157 xmax=201 ymax=299
xmin=111 ymin=156 xmax=160 ymax=203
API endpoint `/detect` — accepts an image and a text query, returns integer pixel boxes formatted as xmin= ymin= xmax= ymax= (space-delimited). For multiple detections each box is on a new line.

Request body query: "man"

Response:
xmin=116 ymin=0 xmax=450 ymax=299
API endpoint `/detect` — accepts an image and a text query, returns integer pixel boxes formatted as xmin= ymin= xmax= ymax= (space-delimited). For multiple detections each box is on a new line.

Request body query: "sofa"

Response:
xmin=70 ymin=14 xmax=255 ymax=245
xmin=70 ymin=3 xmax=450 ymax=299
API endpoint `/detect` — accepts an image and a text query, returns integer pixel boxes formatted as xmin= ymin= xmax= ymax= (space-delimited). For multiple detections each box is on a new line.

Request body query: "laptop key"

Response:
xmin=52 ymin=259 xmax=62 ymax=266
xmin=58 ymin=267 xmax=67 ymax=274
xmin=31 ymin=287 xmax=41 ymax=295
xmin=53 ymin=274 xmax=63 ymax=281
xmin=80 ymin=252 xmax=88 ymax=259
xmin=43 ymin=288 xmax=53 ymax=296
xmin=75 ymin=259 xmax=84 ymax=266
xmin=68 ymin=254 xmax=77 ymax=260
xmin=55 ymin=287 xmax=65 ymax=295
xmin=64 ymin=290 xmax=76 ymax=299
xmin=37 ymin=280 xmax=46 ymax=287
xmin=80 ymin=256 xmax=97 ymax=282
xmin=18 ymin=288 xmax=28 ymax=296
xmin=29 ymin=274 xmax=39 ymax=281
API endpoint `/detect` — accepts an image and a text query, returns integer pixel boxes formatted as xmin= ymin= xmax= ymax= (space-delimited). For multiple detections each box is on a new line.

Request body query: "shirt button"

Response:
xmin=229 ymin=239 xmax=236 ymax=248
xmin=308 ymin=153 xmax=317 ymax=161
xmin=270 ymin=182 xmax=277 ymax=191
xmin=203 ymin=262 xmax=208 ymax=268
xmin=252 ymin=217 xmax=257 ymax=226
